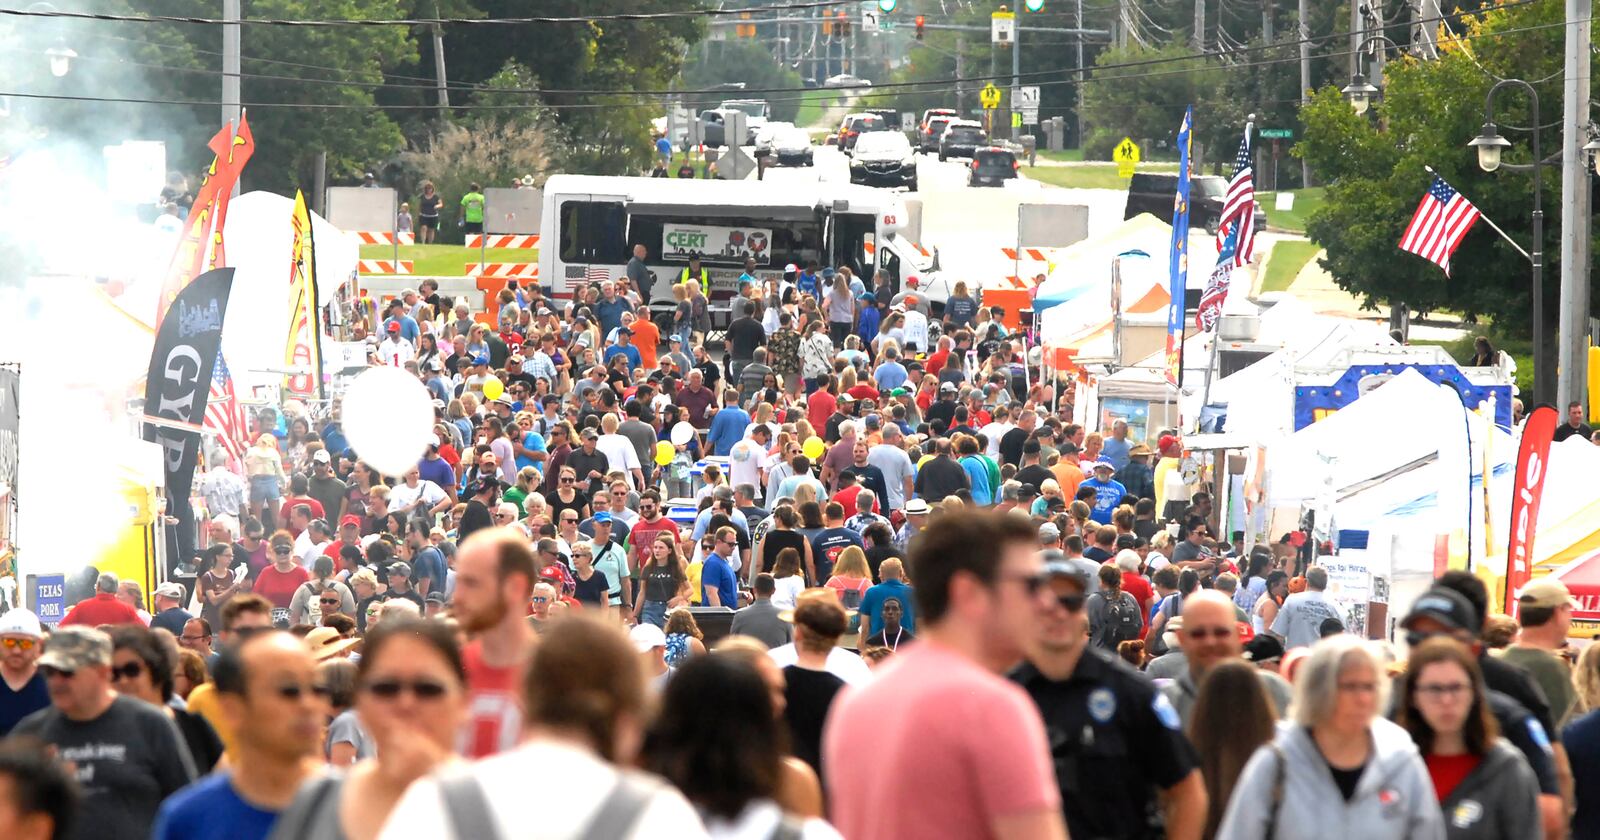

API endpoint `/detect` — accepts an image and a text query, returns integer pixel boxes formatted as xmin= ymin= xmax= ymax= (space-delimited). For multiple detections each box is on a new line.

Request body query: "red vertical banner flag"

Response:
xmin=1505 ymin=404 xmax=1558 ymax=618
xmin=153 ymin=112 xmax=255 ymax=329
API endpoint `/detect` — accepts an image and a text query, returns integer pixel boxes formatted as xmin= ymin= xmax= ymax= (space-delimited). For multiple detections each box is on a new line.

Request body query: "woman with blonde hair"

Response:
xmin=663 ymin=608 xmax=707 ymax=668
xmin=502 ymin=465 xmax=540 ymax=516
xmin=1068 ymin=499 xmax=1093 ymax=535
xmin=671 ymin=282 xmax=694 ymax=348
xmin=1573 ymin=643 xmax=1600 ymax=716
xmin=245 ymin=433 xmax=287 ymax=524
xmin=824 ymin=545 xmax=872 ymax=612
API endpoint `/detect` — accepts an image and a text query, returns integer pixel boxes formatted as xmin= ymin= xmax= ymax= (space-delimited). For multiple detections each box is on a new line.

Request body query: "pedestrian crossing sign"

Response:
xmin=1113 ymin=137 xmax=1141 ymax=178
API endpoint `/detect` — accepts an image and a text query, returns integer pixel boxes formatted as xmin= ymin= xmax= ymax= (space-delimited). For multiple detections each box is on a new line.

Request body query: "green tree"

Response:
xmin=1295 ymin=0 xmax=1582 ymax=327
xmin=1081 ymin=43 xmax=1221 ymax=159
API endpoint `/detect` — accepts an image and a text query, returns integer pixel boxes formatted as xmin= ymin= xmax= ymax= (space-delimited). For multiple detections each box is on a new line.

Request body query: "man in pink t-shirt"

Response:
xmin=822 ymin=510 xmax=1067 ymax=840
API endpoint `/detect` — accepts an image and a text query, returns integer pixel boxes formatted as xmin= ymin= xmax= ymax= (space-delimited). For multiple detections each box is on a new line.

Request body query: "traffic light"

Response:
xmin=1023 ymin=0 xmax=1045 ymax=10
xmin=915 ymin=14 xmax=925 ymax=40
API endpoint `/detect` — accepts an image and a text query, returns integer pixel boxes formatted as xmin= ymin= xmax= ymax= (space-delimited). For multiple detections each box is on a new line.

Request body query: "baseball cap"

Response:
xmin=1091 ymin=458 xmax=1116 ymax=471
xmin=581 ymin=428 xmax=599 ymax=440
xmin=1019 ymin=483 xmax=1039 ymax=498
xmin=593 ymin=511 xmax=613 ymax=524
xmin=784 ymin=263 xmax=798 ymax=273
xmin=539 ymin=564 xmax=566 ymax=581
xmin=1039 ymin=521 xmax=1061 ymax=542
xmin=39 ymin=626 xmax=112 ymax=671
xmin=387 ymin=561 xmax=413 ymax=578
xmin=629 ymin=622 xmax=667 ymax=652
xmin=425 ymin=593 xmax=447 ymax=606
xmin=340 ymin=514 xmax=362 ymax=528
xmin=154 ymin=582 xmax=186 ymax=600
xmin=1060 ymin=441 xmax=1080 ymax=455
xmin=1401 ymin=587 xmax=1477 ymax=634
xmin=1039 ymin=553 xmax=1089 ymax=587
xmin=386 ymin=322 xmax=400 ymax=333
xmin=1519 ymin=577 xmax=1578 ymax=609
xmin=1158 ymin=433 xmax=1180 ymax=453
xmin=904 ymin=499 xmax=931 ymax=515
xmin=889 ymin=387 xmax=908 ymax=397
xmin=1243 ymin=634 xmax=1284 ymax=663
xmin=940 ymin=382 xmax=957 ymax=393
xmin=838 ymin=393 xmax=855 ymax=403
xmin=494 ymin=395 xmax=514 ymax=407
xmin=312 ymin=449 xmax=331 ymax=464
xmin=0 ymin=608 xmax=42 ymax=639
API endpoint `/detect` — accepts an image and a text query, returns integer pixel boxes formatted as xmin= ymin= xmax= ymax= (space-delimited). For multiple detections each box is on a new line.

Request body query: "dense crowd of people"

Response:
xmin=0 ymin=262 xmax=1594 ymax=839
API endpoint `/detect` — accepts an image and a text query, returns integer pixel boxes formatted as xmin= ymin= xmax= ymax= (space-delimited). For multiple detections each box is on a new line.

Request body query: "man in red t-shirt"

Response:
xmin=452 ymin=527 xmax=538 ymax=758
xmin=823 ymin=511 xmax=1066 ymax=840
xmin=807 ymin=374 xmax=837 ymax=432
xmin=322 ymin=515 xmax=364 ymax=562
xmin=58 ymin=573 xmax=145 ymax=627
xmin=277 ymin=475 xmax=325 ymax=536
xmin=627 ymin=490 xmax=680 ymax=579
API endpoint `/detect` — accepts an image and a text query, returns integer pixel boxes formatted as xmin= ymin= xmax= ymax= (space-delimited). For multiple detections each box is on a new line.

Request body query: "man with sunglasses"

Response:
xmin=823 ymin=511 xmax=1068 ymax=840
xmin=15 ymin=627 xmax=195 ymax=840
xmin=152 ymin=631 xmax=322 ymax=840
xmin=1010 ymin=562 xmax=1205 ymax=840
xmin=0 ymin=609 xmax=47 ymax=735
xmin=1159 ymin=591 xmax=1291 ymax=729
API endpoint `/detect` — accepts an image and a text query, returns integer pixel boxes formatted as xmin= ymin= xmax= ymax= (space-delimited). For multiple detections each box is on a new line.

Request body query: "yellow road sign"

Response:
xmin=1113 ymin=136 xmax=1140 ymax=178
xmin=980 ymin=83 xmax=1002 ymax=110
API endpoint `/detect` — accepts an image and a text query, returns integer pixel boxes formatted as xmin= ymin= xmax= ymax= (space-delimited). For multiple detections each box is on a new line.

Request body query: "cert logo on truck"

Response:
xmin=663 ymin=223 xmax=773 ymax=265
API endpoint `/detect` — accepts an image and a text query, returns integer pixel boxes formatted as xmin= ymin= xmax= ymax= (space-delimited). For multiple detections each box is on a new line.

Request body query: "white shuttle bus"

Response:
xmin=536 ymin=175 xmax=947 ymax=333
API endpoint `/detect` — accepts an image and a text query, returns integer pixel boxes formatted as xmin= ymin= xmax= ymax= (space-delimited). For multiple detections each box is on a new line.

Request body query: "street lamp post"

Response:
xmin=1470 ymin=79 xmax=1551 ymax=406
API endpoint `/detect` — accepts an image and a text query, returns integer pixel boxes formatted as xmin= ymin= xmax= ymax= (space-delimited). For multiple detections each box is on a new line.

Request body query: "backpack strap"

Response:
xmin=770 ymin=814 xmax=807 ymax=840
xmin=438 ymin=772 xmax=502 ymax=840
xmin=265 ymin=774 xmax=342 ymax=840
xmin=1263 ymin=742 xmax=1287 ymax=840
xmin=575 ymin=771 xmax=658 ymax=840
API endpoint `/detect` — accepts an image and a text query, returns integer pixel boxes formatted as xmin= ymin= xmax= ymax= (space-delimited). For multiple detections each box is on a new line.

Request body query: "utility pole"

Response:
xmin=1117 ymin=0 xmax=1130 ymax=49
xmin=1075 ymin=0 xmax=1085 ymax=148
xmin=955 ymin=37 xmax=967 ymax=117
xmin=1298 ymin=0 xmax=1313 ymax=187
xmin=431 ymin=24 xmax=450 ymax=108
xmin=1012 ymin=12 xmax=1021 ymax=140
xmin=1559 ymin=0 xmax=1592 ymax=408
xmin=1350 ymin=2 xmax=1362 ymax=80
xmin=222 ymin=0 xmax=241 ymax=197
xmin=1412 ymin=0 xmax=1439 ymax=59
xmin=1263 ymin=0 xmax=1274 ymax=43
xmin=1193 ymin=0 xmax=1205 ymax=52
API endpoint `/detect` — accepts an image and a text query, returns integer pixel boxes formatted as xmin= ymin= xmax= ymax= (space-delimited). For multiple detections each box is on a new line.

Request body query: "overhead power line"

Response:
xmin=0 ymin=1 xmax=853 ymax=28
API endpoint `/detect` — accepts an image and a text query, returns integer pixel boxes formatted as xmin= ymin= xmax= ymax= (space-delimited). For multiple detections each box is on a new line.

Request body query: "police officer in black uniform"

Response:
xmin=1009 ymin=561 xmax=1206 ymax=840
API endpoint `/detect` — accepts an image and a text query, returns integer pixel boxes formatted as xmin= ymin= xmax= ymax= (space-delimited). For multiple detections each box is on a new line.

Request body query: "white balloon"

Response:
xmin=671 ymin=421 xmax=696 ymax=446
xmin=340 ymin=366 xmax=435 ymax=478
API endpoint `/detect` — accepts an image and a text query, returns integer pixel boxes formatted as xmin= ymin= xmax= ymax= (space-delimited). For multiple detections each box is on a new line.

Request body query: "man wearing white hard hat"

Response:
xmin=0 ymin=608 xmax=48 ymax=735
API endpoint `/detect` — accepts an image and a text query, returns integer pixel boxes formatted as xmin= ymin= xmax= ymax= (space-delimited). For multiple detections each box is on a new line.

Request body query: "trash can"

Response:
xmin=1021 ymin=134 xmax=1037 ymax=166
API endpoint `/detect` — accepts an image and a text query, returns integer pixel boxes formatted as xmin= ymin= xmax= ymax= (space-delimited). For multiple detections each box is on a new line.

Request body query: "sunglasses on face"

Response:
xmin=320 ymin=598 xmax=341 ymax=606
xmin=364 ymin=678 xmax=449 ymax=700
xmin=2 ymin=637 xmax=37 ymax=651
xmin=274 ymin=681 xmax=333 ymax=701
xmin=111 ymin=661 xmax=146 ymax=681
xmin=273 ymin=545 xmax=293 ymax=554
xmin=561 ymin=477 xmax=575 ymax=484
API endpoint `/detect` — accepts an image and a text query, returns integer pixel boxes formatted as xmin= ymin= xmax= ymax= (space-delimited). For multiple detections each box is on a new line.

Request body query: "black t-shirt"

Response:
xmin=783 ymin=665 xmax=846 ymax=781
xmin=0 ymin=671 xmax=49 ymax=735
xmin=564 ymin=449 xmax=611 ymax=498
xmin=914 ymin=456 xmax=970 ymax=502
xmin=641 ymin=563 xmax=680 ymax=603
xmin=759 ymin=530 xmax=808 ymax=576
xmin=925 ymin=399 xmax=957 ymax=430
xmin=1555 ymin=422 xmax=1594 ymax=442
xmin=457 ymin=500 xmax=494 ymax=544
xmin=418 ymin=192 xmax=443 ymax=218
xmin=13 ymin=696 xmax=197 ymax=840
xmin=307 ymin=475 xmax=348 ymax=523
xmin=999 ymin=427 xmax=1031 ymax=467
xmin=727 ymin=317 xmax=766 ymax=362
xmin=1010 ymin=650 xmax=1198 ymax=840
xmin=173 ymin=708 xmax=224 ymax=773
xmin=573 ymin=569 xmax=611 ymax=605
xmin=1015 ymin=464 xmax=1053 ymax=490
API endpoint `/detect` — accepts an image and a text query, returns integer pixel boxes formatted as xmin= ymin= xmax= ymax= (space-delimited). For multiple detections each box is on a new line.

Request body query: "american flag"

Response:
xmin=205 ymin=351 xmax=250 ymax=463
xmin=1214 ymin=133 xmax=1257 ymax=269
xmin=1399 ymin=176 xmax=1481 ymax=276
xmin=585 ymin=265 xmax=610 ymax=282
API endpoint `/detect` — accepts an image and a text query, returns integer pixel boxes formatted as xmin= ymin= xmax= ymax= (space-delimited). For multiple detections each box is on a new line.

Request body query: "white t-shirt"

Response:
xmin=378 ymin=740 xmax=707 ymax=840
xmin=768 ymin=644 xmax=873 ymax=686
xmin=728 ymin=439 xmax=773 ymax=491
xmin=388 ymin=480 xmax=448 ymax=513
xmin=596 ymin=433 xmax=642 ymax=488
xmin=704 ymin=801 xmax=843 ymax=840
xmin=379 ymin=337 xmax=416 ymax=367
xmin=979 ymin=422 xmax=1014 ymax=460
xmin=293 ymin=531 xmax=329 ymax=568
xmin=770 ymin=575 xmax=807 ymax=611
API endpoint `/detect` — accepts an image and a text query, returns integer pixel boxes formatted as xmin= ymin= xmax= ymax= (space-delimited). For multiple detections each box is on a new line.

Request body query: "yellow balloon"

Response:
xmin=655 ymin=441 xmax=676 ymax=466
xmin=802 ymin=436 xmax=826 ymax=460
xmin=482 ymin=376 xmax=504 ymax=400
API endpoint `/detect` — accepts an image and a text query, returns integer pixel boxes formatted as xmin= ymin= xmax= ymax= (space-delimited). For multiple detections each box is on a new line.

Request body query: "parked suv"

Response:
xmin=938 ymin=120 xmax=987 ymax=161
xmin=969 ymin=147 xmax=1019 ymax=187
xmin=1124 ymin=172 xmax=1267 ymax=234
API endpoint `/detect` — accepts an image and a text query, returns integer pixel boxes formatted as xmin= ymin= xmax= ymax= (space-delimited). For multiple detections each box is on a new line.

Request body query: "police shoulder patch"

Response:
xmin=1152 ymin=692 xmax=1181 ymax=730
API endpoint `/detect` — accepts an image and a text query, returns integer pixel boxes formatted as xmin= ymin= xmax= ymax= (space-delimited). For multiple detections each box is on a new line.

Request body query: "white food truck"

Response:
xmin=536 ymin=175 xmax=948 ymax=333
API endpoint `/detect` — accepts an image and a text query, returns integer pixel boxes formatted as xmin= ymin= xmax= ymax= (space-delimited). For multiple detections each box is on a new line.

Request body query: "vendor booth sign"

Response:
xmin=1294 ymin=364 xmax=1512 ymax=431
xmin=662 ymin=223 xmax=773 ymax=266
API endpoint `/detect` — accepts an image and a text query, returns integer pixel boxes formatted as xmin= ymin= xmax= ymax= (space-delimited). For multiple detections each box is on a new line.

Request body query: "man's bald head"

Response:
xmin=1181 ymin=590 xmax=1242 ymax=676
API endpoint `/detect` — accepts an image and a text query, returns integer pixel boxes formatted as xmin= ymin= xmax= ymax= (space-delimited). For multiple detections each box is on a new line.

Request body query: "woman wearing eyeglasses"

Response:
xmin=1216 ymin=635 xmax=1445 ymax=840
xmin=633 ymin=534 xmax=690 ymax=629
xmin=1394 ymin=637 xmax=1540 ymax=840
xmin=270 ymin=618 xmax=466 ymax=840
xmin=107 ymin=625 xmax=224 ymax=773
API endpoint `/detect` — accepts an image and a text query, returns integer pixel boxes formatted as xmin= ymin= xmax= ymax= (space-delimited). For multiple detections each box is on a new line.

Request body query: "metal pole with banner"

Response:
xmin=1165 ymin=107 xmax=1194 ymax=397
xmin=1505 ymin=404 xmax=1558 ymax=618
